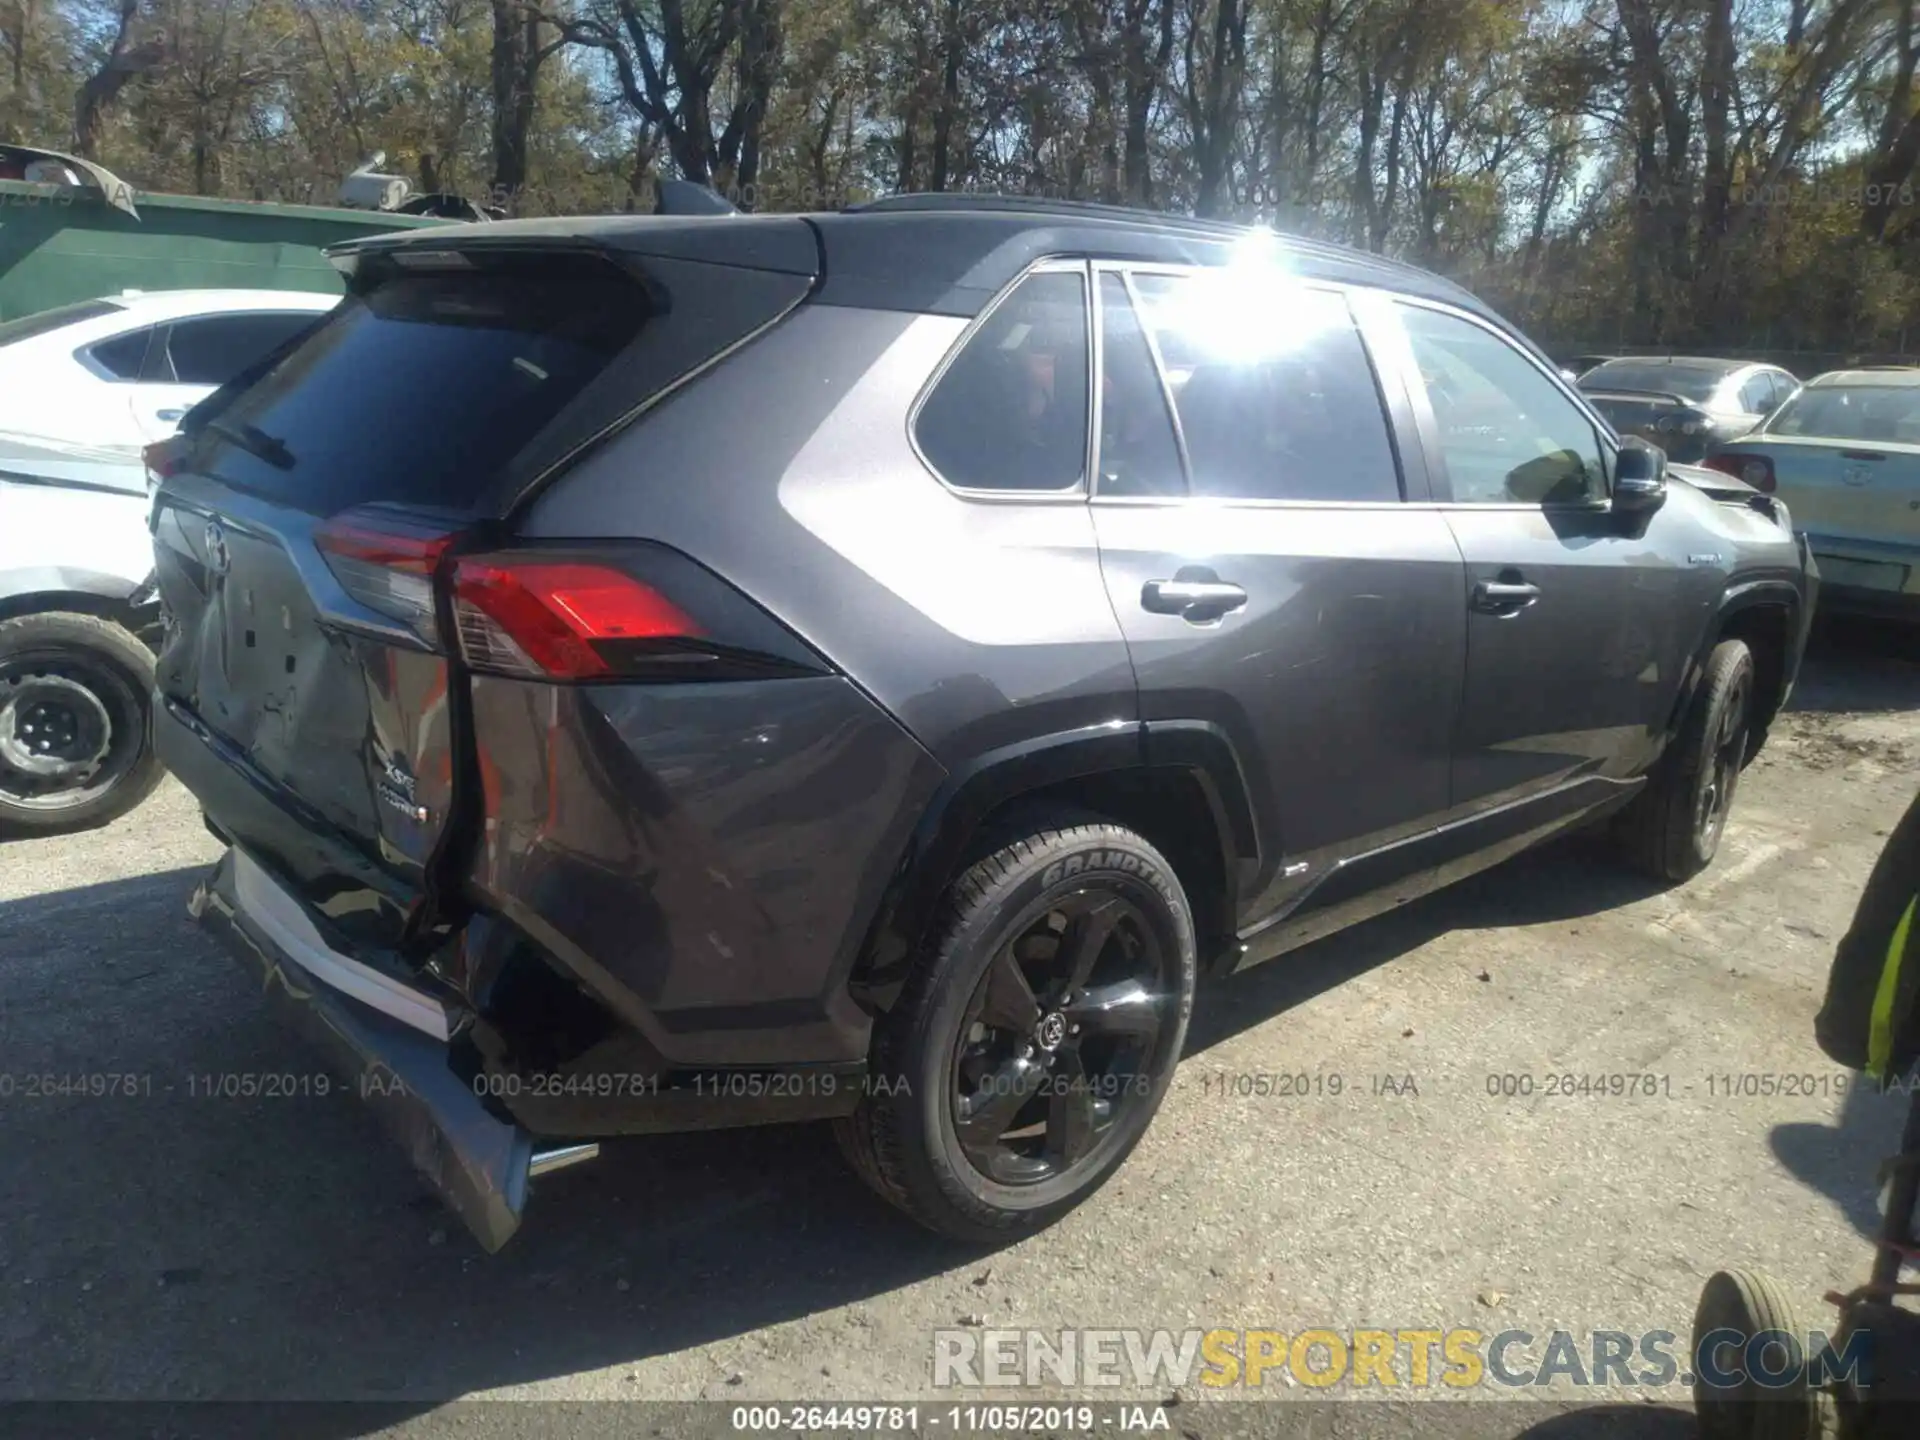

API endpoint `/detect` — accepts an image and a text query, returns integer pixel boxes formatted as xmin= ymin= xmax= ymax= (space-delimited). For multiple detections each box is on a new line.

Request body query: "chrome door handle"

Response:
xmin=1142 ymin=578 xmax=1248 ymax=621
xmin=155 ymin=408 xmax=186 ymax=422
xmin=1471 ymin=580 xmax=1542 ymax=614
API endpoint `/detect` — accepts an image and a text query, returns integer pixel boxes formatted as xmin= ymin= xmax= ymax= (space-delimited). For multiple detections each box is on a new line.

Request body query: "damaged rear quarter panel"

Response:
xmin=464 ymin=672 xmax=944 ymax=1069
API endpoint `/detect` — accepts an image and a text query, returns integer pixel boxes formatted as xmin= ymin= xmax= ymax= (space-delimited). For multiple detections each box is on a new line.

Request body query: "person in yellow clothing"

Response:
xmin=1819 ymin=791 xmax=1920 ymax=1083
xmin=1816 ymin=790 xmax=1920 ymax=1435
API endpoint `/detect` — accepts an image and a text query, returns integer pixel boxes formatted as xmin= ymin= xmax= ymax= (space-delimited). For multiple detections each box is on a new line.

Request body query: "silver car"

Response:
xmin=1705 ymin=367 xmax=1920 ymax=618
xmin=1580 ymin=356 xmax=1799 ymax=463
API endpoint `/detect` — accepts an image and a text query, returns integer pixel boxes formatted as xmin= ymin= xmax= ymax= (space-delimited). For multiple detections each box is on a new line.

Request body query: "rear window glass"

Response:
xmin=0 ymin=298 xmax=123 ymax=348
xmin=164 ymin=312 xmax=323 ymax=386
xmin=1767 ymin=385 xmax=1920 ymax=443
xmin=190 ymin=258 xmax=650 ymax=514
xmin=1579 ymin=362 xmax=1725 ymax=404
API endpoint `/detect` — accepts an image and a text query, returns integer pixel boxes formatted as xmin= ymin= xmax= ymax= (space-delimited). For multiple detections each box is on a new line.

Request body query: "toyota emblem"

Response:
xmin=204 ymin=518 xmax=231 ymax=575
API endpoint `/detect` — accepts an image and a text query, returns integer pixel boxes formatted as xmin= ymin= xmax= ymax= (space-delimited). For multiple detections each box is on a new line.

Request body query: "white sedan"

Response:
xmin=0 ymin=288 xmax=339 ymax=459
xmin=0 ymin=289 xmax=336 ymax=836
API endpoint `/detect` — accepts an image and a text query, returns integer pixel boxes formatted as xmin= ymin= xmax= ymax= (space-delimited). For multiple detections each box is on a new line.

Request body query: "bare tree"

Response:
xmin=73 ymin=0 xmax=165 ymax=157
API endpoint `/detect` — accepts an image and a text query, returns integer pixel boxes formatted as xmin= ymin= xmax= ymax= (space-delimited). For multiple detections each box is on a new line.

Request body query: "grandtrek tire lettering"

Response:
xmin=1044 ymin=851 xmax=1160 ymax=891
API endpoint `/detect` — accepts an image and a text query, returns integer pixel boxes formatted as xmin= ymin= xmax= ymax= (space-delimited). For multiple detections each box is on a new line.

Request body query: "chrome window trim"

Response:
xmin=1089 ymin=493 xmax=1435 ymax=511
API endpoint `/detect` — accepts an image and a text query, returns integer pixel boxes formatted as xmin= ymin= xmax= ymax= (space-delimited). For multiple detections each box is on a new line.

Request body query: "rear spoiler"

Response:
xmin=1581 ymin=387 xmax=1695 ymax=408
xmin=323 ymin=208 xmax=815 ymax=287
xmin=0 ymin=143 xmax=138 ymax=219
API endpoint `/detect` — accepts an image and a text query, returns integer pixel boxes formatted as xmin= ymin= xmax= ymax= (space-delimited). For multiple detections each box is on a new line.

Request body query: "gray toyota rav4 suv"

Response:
xmin=150 ymin=195 xmax=1816 ymax=1250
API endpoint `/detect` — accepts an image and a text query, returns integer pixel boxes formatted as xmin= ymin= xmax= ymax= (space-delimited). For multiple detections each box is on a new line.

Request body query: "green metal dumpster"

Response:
xmin=0 ymin=156 xmax=448 ymax=320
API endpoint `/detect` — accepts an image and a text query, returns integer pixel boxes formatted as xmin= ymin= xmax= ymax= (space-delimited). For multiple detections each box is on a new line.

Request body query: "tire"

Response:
xmin=0 ymin=610 xmax=162 ymax=837
xmin=1618 ymin=637 xmax=1754 ymax=882
xmin=1832 ymin=1300 xmax=1920 ymax=1439
xmin=1692 ymin=1268 xmax=1818 ymax=1440
xmin=836 ymin=819 xmax=1197 ymax=1243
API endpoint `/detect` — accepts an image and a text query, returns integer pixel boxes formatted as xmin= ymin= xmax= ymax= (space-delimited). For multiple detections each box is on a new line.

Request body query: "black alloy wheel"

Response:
xmin=1694 ymin=664 xmax=1752 ymax=856
xmin=950 ymin=888 xmax=1171 ymax=1187
xmin=835 ymin=819 xmax=1197 ymax=1242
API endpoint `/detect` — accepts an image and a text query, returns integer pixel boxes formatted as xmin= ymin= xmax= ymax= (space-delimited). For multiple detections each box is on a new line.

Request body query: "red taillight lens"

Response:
xmin=318 ymin=517 xmax=825 ymax=681
xmin=452 ymin=560 xmax=701 ymax=679
xmin=316 ymin=510 xmax=460 ymax=639
xmin=1703 ymin=452 xmax=1776 ymax=492
xmin=143 ymin=438 xmax=184 ymax=489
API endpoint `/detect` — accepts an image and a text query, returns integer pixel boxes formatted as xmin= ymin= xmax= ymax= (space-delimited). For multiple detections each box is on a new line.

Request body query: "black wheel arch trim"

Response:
xmin=847 ymin=718 xmax=1258 ymax=1014
xmin=1665 ymin=579 xmax=1806 ymax=744
xmin=1139 ymin=719 xmax=1262 ymax=863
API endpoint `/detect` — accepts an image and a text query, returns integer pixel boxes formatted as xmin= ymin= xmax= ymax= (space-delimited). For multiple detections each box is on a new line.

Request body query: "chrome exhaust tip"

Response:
xmin=529 ymin=1142 xmax=600 ymax=1178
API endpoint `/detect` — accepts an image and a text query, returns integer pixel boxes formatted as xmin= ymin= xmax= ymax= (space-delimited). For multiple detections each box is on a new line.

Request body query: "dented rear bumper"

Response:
xmin=189 ymin=847 xmax=538 ymax=1252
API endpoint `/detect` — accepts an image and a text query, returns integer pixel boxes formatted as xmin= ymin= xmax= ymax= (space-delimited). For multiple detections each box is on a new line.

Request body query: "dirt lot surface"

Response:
xmin=3 ymin=618 xmax=1918 ymax=1439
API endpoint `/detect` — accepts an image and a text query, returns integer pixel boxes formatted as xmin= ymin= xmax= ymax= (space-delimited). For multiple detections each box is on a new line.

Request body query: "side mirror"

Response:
xmin=1612 ymin=437 xmax=1668 ymax=517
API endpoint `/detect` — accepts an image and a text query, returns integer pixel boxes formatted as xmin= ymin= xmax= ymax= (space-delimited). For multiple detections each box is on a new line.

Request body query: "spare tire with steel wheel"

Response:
xmin=1692 ymin=1268 xmax=1819 ymax=1440
xmin=836 ymin=818 xmax=1196 ymax=1243
xmin=1618 ymin=636 xmax=1754 ymax=883
xmin=0 ymin=611 xmax=163 ymax=836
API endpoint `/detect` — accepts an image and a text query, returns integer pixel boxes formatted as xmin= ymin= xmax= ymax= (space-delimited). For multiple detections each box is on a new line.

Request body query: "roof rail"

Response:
xmin=843 ymin=191 xmax=1252 ymax=239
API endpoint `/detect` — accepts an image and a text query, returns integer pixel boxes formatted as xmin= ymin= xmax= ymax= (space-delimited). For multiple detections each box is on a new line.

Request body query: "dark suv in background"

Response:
xmin=149 ymin=195 xmax=1815 ymax=1250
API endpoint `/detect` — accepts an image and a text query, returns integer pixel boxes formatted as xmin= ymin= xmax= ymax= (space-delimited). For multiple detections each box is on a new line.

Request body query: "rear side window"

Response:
xmin=190 ymin=257 xmax=651 ymax=514
xmin=1129 ymin=271 xmax=1400 ymax=502
xmin=1738 ymin=373 xmax=1776 ymax=414
xmin=0 ymin=298 xmax=123 ymax=348
xmin=85 ymin=326 xmax=155 ymax=380
xmin=1769 ymin=385 xmax=1920 ymax=442
xmin=162 ymin=312 xmax=322 ymax=385
xmin=915 ymin=269 xmax=1091 ymax=492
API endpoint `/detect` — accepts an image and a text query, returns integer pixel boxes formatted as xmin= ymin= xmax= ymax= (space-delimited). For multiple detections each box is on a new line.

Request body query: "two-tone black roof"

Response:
xmin=328 ymin=192 xmax=1493 ymax=323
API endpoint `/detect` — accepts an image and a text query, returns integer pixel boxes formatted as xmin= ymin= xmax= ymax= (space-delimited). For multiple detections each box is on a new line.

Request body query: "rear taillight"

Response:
xmin=1703 ymin=452 xmax=1776 ymax=492
xmin=318 ymin=509 xmax=826 ymax=682
xmin=143 ymin=437 xmax=185 ymax=490
xmin=450 ymin=548 xmax=826 ymax=682
xmin=451 ymin=561 xmax=700 ymax=679
xmin=316 ymin=509 xmax=459 ymax=639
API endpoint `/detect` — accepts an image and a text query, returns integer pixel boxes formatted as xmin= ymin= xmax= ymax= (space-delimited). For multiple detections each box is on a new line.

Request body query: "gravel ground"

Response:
xmin=2 ymin=617 xmax=1918 ymax=1439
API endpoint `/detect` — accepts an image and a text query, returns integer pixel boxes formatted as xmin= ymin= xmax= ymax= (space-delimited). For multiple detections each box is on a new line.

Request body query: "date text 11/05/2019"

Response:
xmin=730 ymin=1406 xmax=1171 ymax=1433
